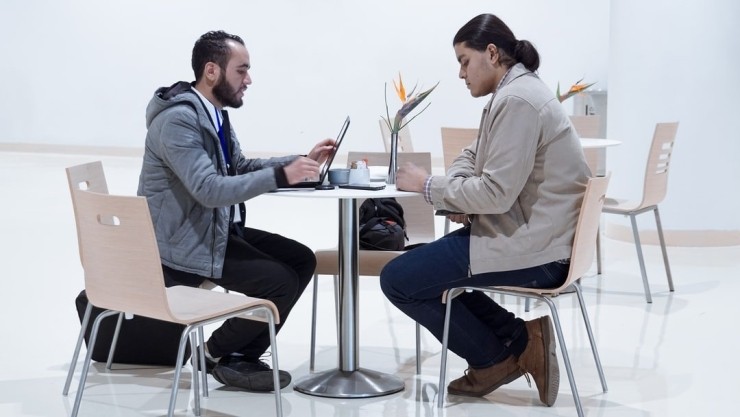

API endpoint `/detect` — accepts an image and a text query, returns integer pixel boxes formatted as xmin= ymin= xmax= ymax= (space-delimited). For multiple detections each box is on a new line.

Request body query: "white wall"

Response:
xmin=10 ymin=1 xmax=733 ymax=237
xmin=0 ymin=0 xmax=609 ymax=157
xmin=607 ymin=0 xmax=740 ymax=233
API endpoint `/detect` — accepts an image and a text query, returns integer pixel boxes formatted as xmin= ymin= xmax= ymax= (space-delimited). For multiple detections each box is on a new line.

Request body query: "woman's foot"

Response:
xmin=447 ymin=355 xmax=523 ymax=396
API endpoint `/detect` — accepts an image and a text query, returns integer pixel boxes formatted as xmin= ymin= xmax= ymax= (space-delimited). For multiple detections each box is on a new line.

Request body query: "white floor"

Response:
xmin=1 ymin=151 xmax=739 ymax=417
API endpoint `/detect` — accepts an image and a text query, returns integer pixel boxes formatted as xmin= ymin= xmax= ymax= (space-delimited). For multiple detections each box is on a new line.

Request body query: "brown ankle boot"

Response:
xmin=517 ymin=316 xmax=560 ymax=406
xmin=447 ymin=355 xmax=523 ymax=397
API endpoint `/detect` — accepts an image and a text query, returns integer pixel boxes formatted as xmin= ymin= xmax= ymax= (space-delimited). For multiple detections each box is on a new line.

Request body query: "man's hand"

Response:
xmin=307 ymin=138 xmax=336 ymax=164
xmin=396 ymin=162 xmax=428 ymax=192
xmin=447 ymin=213 xmax=471 ymax=226
xmin=284 ymin=156 xmax=321 ymax=185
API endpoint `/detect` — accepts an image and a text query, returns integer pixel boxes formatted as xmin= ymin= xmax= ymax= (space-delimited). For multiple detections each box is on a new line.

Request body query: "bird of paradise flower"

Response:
xmin=556 ymin=77 xmax=596 ymax=102
xmin=382 ymin=73 xmax=438 ymax=134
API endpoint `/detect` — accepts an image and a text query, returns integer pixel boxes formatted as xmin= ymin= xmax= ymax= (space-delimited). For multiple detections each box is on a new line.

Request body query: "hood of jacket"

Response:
xmin=146 ymin=81 xmax=200 ymax=129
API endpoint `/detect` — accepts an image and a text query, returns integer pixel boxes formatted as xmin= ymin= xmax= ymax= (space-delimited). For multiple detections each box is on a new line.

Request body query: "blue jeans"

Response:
xmin=379 ymin=227 xmax=568 ymax=368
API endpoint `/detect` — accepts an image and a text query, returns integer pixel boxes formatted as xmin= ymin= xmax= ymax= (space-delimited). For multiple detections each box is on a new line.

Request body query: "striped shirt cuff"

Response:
xmin=423 ymin=175 xmax=433 ymax=204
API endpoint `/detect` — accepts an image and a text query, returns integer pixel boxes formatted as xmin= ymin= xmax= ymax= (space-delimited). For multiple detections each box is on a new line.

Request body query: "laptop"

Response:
xmin=275 ymin=116 xmax=350 ymax=191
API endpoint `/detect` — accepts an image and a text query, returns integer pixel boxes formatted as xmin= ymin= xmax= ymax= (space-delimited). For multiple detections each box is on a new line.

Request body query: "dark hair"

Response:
xmin=191 ymin=30 xmax=245 ymax=82
xmin=453 ymin=14 xmax=540 ymax=72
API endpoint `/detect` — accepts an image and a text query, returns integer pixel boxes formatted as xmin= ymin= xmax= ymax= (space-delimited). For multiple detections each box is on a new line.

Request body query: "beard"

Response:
xmin=213 ymin=75 xmax=244 ymax=109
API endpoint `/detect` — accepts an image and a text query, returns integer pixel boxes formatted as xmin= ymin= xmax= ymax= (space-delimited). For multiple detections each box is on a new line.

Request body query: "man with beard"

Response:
xmin=137 ymin=30 xmax=334 ymax=392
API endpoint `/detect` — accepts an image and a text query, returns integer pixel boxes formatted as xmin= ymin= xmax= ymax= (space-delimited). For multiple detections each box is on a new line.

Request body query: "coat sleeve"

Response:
xmin=155 ymin=107 xmax=278 ymax=208
xmin=430 ymin=95 xmax=540 ymax=214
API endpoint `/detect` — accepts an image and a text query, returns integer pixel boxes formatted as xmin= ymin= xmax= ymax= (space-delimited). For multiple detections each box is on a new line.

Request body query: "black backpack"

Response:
xmin=358 ymin=198 xmax=407 ymax=250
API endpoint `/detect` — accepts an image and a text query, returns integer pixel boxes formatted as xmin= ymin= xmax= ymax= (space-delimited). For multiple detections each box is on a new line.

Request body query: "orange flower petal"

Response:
xmin=397 ymin=73 xmax=406 ymax=102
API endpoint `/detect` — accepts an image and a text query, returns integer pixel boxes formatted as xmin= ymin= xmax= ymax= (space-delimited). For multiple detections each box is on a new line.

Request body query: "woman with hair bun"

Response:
xmin=380 ymin=13 xmax=590 ymax=406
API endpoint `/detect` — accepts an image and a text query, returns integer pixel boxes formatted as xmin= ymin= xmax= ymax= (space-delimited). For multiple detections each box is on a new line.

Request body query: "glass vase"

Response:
xmin=387 ymin=131 xmax=398 ymax=184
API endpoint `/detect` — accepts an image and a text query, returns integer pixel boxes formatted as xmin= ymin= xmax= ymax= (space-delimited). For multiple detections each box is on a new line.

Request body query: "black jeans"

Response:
xmin=163 ymin=225 xmax=315 ymax=360
xmin=380 ymin=226 xmax=568 ymax=368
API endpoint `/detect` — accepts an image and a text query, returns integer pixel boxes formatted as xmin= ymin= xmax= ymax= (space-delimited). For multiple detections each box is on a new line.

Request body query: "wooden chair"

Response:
xmin=309 ymin=152 xmax=435 ymax=374
xmin=599 ymin=122 xmax=679 ymax=303
xmin=436 ymin=176 xmax=611 ymax=417
xmin=569 ymin=115 xmax=603 ymax=176
xmin=63 ymin=162 xmax=224 ymax=398
xmin=63 ymin=161 xmax=122 ymax=396
xmin=379 ymin=119 xmax=414 ymax=152
xmin=66 ymin=188 xmax=283 ymax=417
xmin=440 ymin=127 xmax=479 ymax=235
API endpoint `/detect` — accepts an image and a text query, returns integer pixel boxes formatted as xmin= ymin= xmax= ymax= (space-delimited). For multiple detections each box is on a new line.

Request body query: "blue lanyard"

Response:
xmin=215 ymin=110 xmax=231 ymax=168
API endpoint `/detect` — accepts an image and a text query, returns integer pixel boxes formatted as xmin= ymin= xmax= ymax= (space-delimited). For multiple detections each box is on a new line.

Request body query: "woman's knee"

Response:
xmin=379 ymin=256 xmax=406 ymax=298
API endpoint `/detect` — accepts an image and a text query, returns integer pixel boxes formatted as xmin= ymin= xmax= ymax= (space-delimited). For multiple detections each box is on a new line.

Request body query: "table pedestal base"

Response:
xmin=293 ymin=368 xmax=404 ymax=398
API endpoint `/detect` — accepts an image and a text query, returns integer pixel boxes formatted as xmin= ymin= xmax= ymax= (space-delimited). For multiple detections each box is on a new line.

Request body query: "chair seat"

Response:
xmin=603 ymin=197 xmax=642 ymax=213
xmin=165 ymin=286 xmax=279 ymax=324
xmin=315 ymin=248 xmax=403 ymax=276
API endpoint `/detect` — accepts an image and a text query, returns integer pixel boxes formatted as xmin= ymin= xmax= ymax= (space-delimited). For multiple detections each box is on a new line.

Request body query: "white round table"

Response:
xmin=266 ymin=184 xmax=416 ymax=398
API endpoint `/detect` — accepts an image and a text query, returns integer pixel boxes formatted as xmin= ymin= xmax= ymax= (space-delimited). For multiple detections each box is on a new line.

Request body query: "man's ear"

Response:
xmin=203 ymin=62 xmax=220 ymax=84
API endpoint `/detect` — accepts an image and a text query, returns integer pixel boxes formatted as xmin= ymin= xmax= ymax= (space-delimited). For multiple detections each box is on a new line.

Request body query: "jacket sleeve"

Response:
xmin=430 ymin=95 xmax=540 ymax=214
xmin=230 ymin=136 xmax=298 ymax=174
xmin=447 ymin=145 xmax=477 ymax=177
xmin=156 ymin=107 xmax=278 ymax=208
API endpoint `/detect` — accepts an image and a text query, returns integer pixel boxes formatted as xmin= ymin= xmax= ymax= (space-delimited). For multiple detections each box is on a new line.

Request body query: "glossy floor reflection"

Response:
xmin=1 ymin=151 xmax=738 ymax=417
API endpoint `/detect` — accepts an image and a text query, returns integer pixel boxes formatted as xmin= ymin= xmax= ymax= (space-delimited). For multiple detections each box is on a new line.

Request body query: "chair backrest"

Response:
xmin=440 ymin=127 xmax=479 ymax=172
xmin=66 ymin=161 xmax=109 ymax=263
xmin=569 ymin=115 xmax=602 ymax=138
xmin=640 ymin=122 xmax=679 ymax=208
xmin=347 ymin=151 xmax=435 ymax=244
xmin=560 ymin=175 xmax=611 ymax=290
xmin=379 ymin=119 xmax=414 ymax=152
xmin=570 ymin=115 xmax=603 ymax=176
xmin=74 ymin=189 xmax=175 ymax=321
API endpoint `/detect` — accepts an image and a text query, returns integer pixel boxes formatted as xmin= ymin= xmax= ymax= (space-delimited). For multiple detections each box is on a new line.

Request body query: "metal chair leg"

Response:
xmin=64 ymin=302 xmax=92 ymax=396
xmin=415 ymin=322 xmax=421 ymax=374
xmin=596 ymin=225 xmax=603 ymax=274
xmin=309 ymin=274 xmax=319 ymax=372
xmin=574 ymin=284 xmax=608 ymax=392
xmin=190 ymin=332 xmax=201 ymax=416
xmin=267 ymin=311 xmax=284 ymax=417
xmin=437 ymin=288 xmax=464 ymax=409
xmin=198 ymin=327 xmax=208 ymax=397
xmin=71 ymin=309 xmax=119 ymax=417
xmin=167 ymin=326 xmax=194 ymax=417
xmin=653 ymin=207 xmax=675 ymax=291
xmin=105 ymin=312 xmax=124 ymax=370
xmin=630 ymin=214 xmax=653 ymax=303
xmin=524 ymin=297 xmax=531 ymax=312
xmin=541 ymin=297 xmax=585 ymax=417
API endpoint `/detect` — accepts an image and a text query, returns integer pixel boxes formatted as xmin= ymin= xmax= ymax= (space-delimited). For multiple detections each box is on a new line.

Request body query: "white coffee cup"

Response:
xmin=348 ymin=167 xmax=370 ymax=185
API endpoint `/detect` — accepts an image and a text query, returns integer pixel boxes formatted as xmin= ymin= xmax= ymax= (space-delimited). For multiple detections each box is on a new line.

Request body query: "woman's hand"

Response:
xmin=307 ymin=138 xmax=336 ymax=164
xmin=396 ymin=162 xmax=429 ymax=192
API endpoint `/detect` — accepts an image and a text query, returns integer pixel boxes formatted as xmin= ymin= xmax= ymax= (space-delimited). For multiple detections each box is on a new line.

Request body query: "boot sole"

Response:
xmin=212 ymin=366 xmax=291 ymax=392
xmin=540 ymin=316 xmax=560 ymax=406
xmin=447 ymin=368 xmax=523 ymax=397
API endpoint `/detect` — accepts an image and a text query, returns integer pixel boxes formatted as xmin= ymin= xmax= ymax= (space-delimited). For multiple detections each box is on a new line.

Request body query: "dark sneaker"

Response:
xmin=447 ymin=355 xmax=523 ymax=396
xmin=211 ymin=356 xmax=291 ymax=392
xmin=518 ymin=316 xmax=560 ymax=406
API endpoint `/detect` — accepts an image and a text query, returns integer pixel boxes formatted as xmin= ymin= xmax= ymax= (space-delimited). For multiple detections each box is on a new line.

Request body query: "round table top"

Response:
xmin=266 ymin=184 xmax=418 ymax=199
xmin=580 ymin=138 xmax=622 ymax=149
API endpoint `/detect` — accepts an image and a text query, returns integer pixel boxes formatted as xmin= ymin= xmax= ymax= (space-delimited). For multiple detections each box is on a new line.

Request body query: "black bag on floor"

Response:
xmin=74 ymin=290 xmax=191 ymax=366
xmin=358 ymin=198 xmax=408 ymax=250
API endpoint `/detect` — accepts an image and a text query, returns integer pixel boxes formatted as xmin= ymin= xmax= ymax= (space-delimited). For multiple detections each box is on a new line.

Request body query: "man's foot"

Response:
xmin=517 ymin=316 xmax=560 ymax=406
xmin=211 ymin=356 xmax=291 ymax=392
xmin=447 ymin=355 xmax=523 ymax=397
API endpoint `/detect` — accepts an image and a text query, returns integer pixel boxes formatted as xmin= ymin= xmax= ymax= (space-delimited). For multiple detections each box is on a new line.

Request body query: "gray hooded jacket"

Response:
xmin=138 ymin=82 xmax=296 ymax=278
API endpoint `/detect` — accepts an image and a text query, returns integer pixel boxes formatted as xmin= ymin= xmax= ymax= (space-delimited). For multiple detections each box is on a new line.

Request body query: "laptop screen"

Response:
xmin=317 ymin=116 xmax=350 ymax=183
